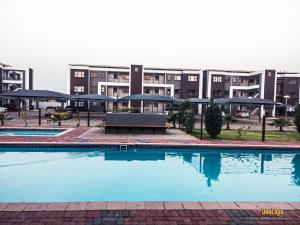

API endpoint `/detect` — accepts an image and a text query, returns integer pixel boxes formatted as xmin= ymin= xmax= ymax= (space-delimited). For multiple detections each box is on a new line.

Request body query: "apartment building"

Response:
xmin=69 ymin=64 xmax=202 ymax=112
xmin=69 ymin=64 xmax=300 ymax=116
xmin=0 ymin=62 xmax=33 ymax=106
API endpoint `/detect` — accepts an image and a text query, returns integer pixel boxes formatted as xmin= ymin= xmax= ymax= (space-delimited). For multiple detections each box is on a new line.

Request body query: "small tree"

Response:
xmin=168 ymin=112 xmax=178 ymax=128
xmin=50 ymin=112 xmax=70 ymax=126
xmin=205 ymin=103 xmax=223 ymax=138
xmin=223 ymin=114 xmax=233 ymax=130
xmin=269 ymin=118 xmax=292 ymax=132
xmin=178 ymin=101 xmax=193 ymax=128
xmin=0 ymin=113 xmax=12 ymax=126
xmin=184 ymin=109 xmax=195 ymax=134
xmin=295 ymin=104 xmax=300 ymax=133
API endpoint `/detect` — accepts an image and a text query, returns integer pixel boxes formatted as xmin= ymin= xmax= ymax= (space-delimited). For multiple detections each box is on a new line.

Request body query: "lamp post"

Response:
xmin=284 ymin=95 xmax=290 ymax=118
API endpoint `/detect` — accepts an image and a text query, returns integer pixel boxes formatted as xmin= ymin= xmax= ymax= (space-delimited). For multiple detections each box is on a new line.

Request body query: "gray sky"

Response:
xmin=1 ymin=0 xmax=299 ymax=93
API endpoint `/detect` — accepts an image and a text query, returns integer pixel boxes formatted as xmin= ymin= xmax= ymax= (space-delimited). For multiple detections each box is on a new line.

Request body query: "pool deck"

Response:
xmin=1 ymin=202 xmax=300 ymax=225
xmin=0 ymin=126 xmax=299 ymax=149
xmin=1 ymin=127 xmax=300 ymax=224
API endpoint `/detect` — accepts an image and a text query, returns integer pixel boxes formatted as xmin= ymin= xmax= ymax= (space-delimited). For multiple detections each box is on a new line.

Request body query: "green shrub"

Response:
xmin=295 ymin=104 xmax=300 ymax=133
xmin=178 ymin=101 xmax=193 ymax=128
xmin=184 ymin=109 xmax=195 ymax=134
xmin=223 ymin=114 xmax=233 ymax=130
xmin=168 ymin=112 xmax=178 ymax=128
xmin=51 ymin=111 xmax=71 ymax=126
xmin=204 ymin=103 xmax=222 ymax=138
xmin=269 ymin=118 xmax=292 ymax=132
xmin=0 ymin=113 xmax=12 ymax=126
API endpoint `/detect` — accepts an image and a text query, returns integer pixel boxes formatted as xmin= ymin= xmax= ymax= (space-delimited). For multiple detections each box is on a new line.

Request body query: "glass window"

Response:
xmin=101 ymin=87 xmax=105 ymax=93
xmin=174 ymin=75 xmax=181 ymax=81
xmin=90 ymin=72 xmax=98 ymax=78
xmin=188 ymin=75 xmax=197 ymax=82
xmin=74 ymin=71 xmax=85 ymax=78
xmin=155 ymin=88 xmax=159 ymax=94
xmin=213 ymin=76 xmax=222 ymax=83
xmin=74 ymin=86 xmax=84 ymax=92
xmin=167 ymin=75 xmax=171 ymax=81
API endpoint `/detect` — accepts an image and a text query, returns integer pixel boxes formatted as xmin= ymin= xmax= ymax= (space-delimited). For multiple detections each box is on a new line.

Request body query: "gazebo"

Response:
xmin=0 ymin=89 xmax=71 ymax=125
xmin=71 ymin=94 xmax=115 ymax=126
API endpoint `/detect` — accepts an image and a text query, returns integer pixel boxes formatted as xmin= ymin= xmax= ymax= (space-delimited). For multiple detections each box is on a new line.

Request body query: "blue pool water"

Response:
xmin=0 ymin=129 xmax=66 ymax=136
xmin=0 ymin=147 xmax=299 ymax=202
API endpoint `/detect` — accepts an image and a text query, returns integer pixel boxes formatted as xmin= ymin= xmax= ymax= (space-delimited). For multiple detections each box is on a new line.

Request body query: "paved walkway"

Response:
xmin=1 ymin=202 xmax=300 ymax=225
xmin=0 ymin=127 xmax=299 ymax=149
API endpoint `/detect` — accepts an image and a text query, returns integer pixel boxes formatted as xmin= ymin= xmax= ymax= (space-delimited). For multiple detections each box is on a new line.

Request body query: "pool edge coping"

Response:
xmin=0 ymin=141 xmax=300 ymax=150
xmin=0 ymin=201 xmax=299 ymax=211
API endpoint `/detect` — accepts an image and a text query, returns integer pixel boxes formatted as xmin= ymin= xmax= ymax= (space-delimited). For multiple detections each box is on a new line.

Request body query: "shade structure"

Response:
xmin=71 ymin=94 xmax=115 ymax=102
xmin=118 ymin=94 xmax=176 ymax=102
xmin=187 ymin=98 xmax=210 ymax=104
xmin=0 ymin=89 xmax=71 ymax=100
xmin=214 ymin=97 xmax=281 ymax=105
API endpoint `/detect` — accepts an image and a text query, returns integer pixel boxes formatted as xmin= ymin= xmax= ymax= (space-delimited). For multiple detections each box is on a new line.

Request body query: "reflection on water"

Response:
xmin=292 ymin=155 xmax=300 ymax=185
xmin=0 ymin=149 xmax=299 ymax=202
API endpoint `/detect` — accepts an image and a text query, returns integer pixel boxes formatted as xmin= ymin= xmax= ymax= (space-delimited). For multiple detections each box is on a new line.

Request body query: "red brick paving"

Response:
xmin=0 ymin=126 xmax=299 ymax=149
xmin=0 ymin=209 xmax=299 ymax=225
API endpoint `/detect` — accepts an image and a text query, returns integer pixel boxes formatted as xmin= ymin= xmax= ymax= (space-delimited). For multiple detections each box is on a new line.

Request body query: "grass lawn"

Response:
xmin=192 ymin=129 xmax=300 ymax=142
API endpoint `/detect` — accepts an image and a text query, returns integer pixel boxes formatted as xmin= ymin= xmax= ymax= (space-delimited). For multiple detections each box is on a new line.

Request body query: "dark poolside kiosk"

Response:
xmin=0 ymin=89 xmax=71 ymax=125
xmin=102 ymin=94 xmax=176 ymax=134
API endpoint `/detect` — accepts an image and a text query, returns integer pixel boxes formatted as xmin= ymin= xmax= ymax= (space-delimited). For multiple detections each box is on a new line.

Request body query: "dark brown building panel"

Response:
xmin=211 ymin=74 xmax=225 ymax=98
xmin=70 ymin=69 xmax=89 ymax=95
xmin=130 ymin=65 xmax=143 ymax=107
xmin=130 ymin=65 xmax=143 ymax=95
xmin=264 ymin=70 xmax=276 ymax=100
xmin=181 ymin=73 xmax=199 ymax=99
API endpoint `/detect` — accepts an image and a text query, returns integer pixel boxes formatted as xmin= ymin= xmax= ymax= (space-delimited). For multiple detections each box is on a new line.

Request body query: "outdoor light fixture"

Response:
xmin=284 ymin=95 xmax=290 ymax=117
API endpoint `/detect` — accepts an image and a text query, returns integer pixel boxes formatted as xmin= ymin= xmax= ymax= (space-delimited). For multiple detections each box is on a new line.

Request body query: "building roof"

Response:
xmin=69 ymin=64 xmax=130 ymax=69
xmin=0 ymin=89 xmax=71 ymax=99
xmin=0 ymin=63 xmax=12 ymax=68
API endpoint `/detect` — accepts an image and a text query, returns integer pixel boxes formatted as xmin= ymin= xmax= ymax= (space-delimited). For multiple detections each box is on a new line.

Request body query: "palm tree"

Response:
xmin=269 ymin=118 xmax=292 ymax=132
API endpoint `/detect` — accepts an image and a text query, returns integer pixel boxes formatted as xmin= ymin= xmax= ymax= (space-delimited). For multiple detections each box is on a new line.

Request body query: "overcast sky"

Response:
xmin=1 ymin=0 xmax=299 ymax=93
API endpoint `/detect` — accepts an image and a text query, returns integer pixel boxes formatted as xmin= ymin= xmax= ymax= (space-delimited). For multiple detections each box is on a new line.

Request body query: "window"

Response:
xmin=113 ymin=73 xmax=118 ymax=80
xmin=155 ymin=75 xmax=159 ymax=81
xmin=74 ymin=71 xmax=85 ymax=78
xmin=101 ymin=72 xmax=105 ymax=78
xmin=74 ymin=86 xmax=84 ymax=92
xmin=288 ymin=79 xmax=297 ymax=85
xmin=90 ymin=72 xmax=98 ymax=78
xmin=167 ymin=89 xmax=171 ymax=95
xmin=145 ymin=88 xmax=150 ymax=94
xmin=212 ymin=90 xmax=222 ymax=97
xmin=225 ymin=76 xmax=231 ymax=82
xmin=101 ymin=87 xmax=105 ymax=93
xmin=154 ymin=103 xmax=158 ymax=108
xmin=175 ymin=89 xmax=181 ymax=94
xmin=188 ymin=89 xmax=196 ymax=97
xmin=174 ymin=75 xmax=181 ymax=81
xmin=113 ymin=87 xmax=118 ymax=93
xmin=188 ymin=75 xmax=197 ymax=82
xmin=167 ymin=75 xmax=171 ymax=81
xmin=155 ymin=88 xmax=159 ymax=94
xmin=74 ymin=101 xmax=84 ymax=107
xmin=233 ymin=77 xmax=237 ymax=83
xmin=213 ymin=76 xmax=222 ymax=83
xmin=90 ymin=86 xmax=97 ymax=93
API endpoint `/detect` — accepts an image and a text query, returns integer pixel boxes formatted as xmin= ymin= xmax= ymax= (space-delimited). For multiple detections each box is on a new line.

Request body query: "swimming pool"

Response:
xmin=0 ymin=146 xmax=299 ymax=202
xmin=0 ymin=128 xmax=68 ymax=136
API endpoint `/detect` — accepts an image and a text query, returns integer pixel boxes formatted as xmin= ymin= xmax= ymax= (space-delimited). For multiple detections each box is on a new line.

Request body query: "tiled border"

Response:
xmin=0 ymin=142 xmax=300 ymax=152
xmin=0 ymin=202 xmax=299 ymax=211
